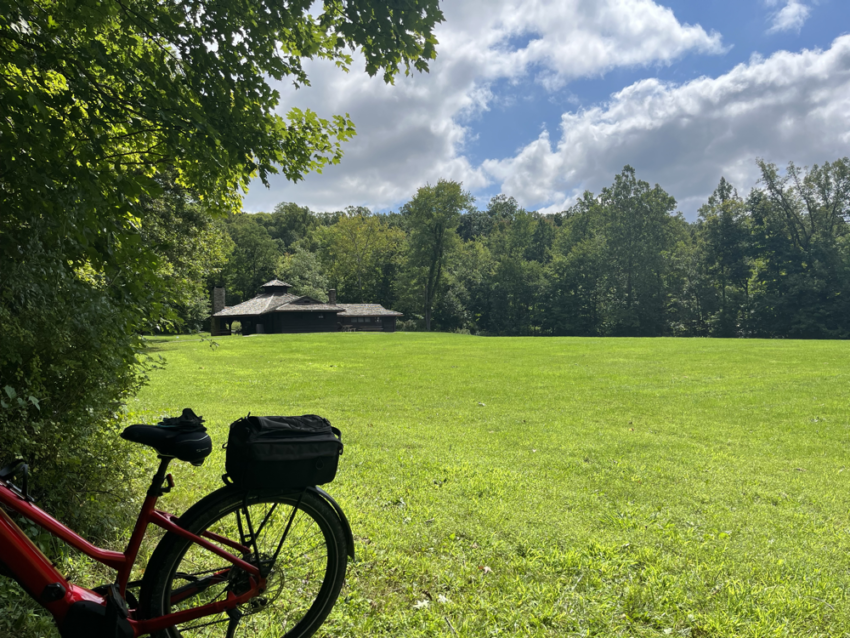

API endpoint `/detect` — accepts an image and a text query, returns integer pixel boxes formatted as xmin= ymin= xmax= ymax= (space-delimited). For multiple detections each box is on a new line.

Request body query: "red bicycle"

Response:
xmin=0 ymin=415 xmax=353 ymax=638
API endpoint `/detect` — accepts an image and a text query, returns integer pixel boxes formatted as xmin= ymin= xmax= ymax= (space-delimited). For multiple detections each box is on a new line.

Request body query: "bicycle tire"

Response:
xmin=140 ymin=486 xmax=348 ymax=638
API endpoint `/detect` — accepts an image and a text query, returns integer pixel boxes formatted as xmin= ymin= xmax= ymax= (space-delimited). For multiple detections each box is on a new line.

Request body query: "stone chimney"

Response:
xmin=328 ymin=289 xmax=337 ymax=305
xmin=213 ymin=287 xmax=226 ymax=315
xmin=210 ymin=287 xmax=226 ymax=336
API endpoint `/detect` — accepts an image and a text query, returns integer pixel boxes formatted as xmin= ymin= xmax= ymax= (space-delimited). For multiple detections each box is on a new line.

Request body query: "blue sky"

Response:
xmin=243 ymin=0 xmax=850 ymax=219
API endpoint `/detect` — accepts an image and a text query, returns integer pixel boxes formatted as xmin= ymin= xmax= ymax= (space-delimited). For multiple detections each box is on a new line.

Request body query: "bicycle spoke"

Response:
xmin=144 ymin=490 xmax=346 ymax=638
xmin=252 ymin=502 xmax=280 ymax=540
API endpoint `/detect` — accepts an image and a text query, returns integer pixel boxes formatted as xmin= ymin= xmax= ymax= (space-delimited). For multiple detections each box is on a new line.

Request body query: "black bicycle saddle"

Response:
xmin=121 ymin=408 xmax=212 ymax=466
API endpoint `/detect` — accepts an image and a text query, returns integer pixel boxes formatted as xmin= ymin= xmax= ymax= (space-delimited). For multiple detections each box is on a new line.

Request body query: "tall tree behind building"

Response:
xmin=317 ymin=207 xmax=405 ymax=304
xmin=401 ymin=180 xmax=474 ymax=330
xmin=222 ymin=216 xmax=282 ymax=304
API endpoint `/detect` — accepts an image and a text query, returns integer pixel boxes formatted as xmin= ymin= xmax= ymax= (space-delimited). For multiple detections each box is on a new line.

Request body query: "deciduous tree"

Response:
xmin=317 ymin=207 xmax=405 ymax=303
xmin=749 ymin=159 xmax=850 ymax=337
xmin=401 ymin=180 xmax=475 ymax=330
xmin=277 ymin=246 xmax=330 ymax=302
xmin=696 ymin=178 xmax=752 ymax=336
xmin=0 ymin=0 xmax=444 ymax=555
xmin=599 ymin=166 xmax=680 ymax=336
xmin=223 ymin=216 xmax=284 ymax=303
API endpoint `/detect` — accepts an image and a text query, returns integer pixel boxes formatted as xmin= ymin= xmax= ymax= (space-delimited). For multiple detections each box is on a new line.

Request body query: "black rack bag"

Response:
xmin=225 ymin=415 xmax=343 ymax=490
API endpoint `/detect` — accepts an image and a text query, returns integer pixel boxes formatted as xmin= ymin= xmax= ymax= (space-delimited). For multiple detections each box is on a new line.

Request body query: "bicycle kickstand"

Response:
xmin=225 ymin=606 xmax=243 ymax=638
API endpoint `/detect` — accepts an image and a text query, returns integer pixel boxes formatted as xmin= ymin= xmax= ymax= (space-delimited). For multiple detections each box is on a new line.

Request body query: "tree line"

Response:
xmin=207 ymin=158 xmax=850 ymax=339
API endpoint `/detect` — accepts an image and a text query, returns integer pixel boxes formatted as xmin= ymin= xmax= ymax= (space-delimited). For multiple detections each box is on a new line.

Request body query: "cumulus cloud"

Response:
xmin=483 ymin=36 xmax=850 ymax=217
xmin=766 ymin=0 xmax=812 ymax=34
xmin=444 ymin=0 xmax=724 ymax=86
xmin=243 ymin=0 xmax=723 ymax=212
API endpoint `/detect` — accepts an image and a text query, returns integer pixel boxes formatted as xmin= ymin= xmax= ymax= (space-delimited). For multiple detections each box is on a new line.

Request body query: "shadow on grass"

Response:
xmin=143 ymin=335 xmax=212 ymax=352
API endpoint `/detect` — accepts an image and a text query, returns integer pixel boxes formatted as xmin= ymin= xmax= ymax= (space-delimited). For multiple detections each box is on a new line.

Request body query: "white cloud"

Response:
xmin=482 ymin=36 xmax=850 ymax=217
xmin=766 ymin=0 xmax=812 ymax=34
xmin=447 ymin=0 xmax=724 ymax=86
xmin=243 ymin=0 xmax=723 ymax=212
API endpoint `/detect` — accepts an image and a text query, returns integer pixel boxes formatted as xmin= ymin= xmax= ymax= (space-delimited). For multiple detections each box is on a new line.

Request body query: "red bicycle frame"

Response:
xmin=0 ymin=458 xmax=264 ymax=637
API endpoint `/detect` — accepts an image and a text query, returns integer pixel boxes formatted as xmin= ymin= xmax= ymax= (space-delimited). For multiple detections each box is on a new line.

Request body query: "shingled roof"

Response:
xmin=261 ymin=279 xmax=293 ymax=289
xmin=214 ymin=291 xmax=298 ymax=317
xmin=337 ymin=304 xmax=403 ymax=317
xmin=213 ymin=289 xmax=401 ymax=319
xmin=275 ymin=303 xmax=343 ymax=313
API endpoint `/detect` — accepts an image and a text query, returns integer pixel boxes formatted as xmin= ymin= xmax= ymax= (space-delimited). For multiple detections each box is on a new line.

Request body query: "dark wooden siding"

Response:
xmin=274 ymin=312 xmax=337 ymax=333
xmin=347 ymin=316 xmax=385 ymax=331
xmin=230 ymin=312 xmax=396 ymax=333
xmin=229 ymin=313 xmax=337 ymax=334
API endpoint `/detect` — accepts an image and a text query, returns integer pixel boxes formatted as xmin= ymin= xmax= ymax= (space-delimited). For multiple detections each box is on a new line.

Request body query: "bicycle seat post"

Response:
xmin=147 ymin=456 xmax=173 ymax=498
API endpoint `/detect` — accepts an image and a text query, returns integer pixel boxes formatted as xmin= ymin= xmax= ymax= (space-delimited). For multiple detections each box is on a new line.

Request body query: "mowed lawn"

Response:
xmin=133 ymin=333 xmax=850 ymax=637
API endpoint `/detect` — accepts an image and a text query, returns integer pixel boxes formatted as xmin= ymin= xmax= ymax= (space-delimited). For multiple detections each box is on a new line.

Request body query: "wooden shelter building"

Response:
xmin=211 ymin=280 xmax=402 ymax=335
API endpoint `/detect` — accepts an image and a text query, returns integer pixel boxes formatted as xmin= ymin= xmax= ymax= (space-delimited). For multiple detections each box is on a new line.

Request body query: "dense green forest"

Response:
xmin=203 ymin=159 xmax=850 ymax=339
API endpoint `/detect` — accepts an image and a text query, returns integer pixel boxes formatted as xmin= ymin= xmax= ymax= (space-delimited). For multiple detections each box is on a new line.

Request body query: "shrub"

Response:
xmin=0 ymin=248 xmax=149 ymax=634
xmin=397 ymin=317 xmax=424 ymax=332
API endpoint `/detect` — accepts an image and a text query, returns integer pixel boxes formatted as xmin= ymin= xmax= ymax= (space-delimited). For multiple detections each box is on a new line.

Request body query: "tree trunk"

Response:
xmin=424 ymin=286 xmax=431 ymax=331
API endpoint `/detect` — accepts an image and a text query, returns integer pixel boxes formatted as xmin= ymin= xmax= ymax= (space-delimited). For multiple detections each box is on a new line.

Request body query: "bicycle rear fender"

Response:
xmin=309 ymin=486 xmax=355 ymax=560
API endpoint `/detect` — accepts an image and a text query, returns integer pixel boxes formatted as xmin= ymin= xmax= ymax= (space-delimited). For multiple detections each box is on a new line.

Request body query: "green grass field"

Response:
xmin=132 ymin=333 xmax=850 ymax=637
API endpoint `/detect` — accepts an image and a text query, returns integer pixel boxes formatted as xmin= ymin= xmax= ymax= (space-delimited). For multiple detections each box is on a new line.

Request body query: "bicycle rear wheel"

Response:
xmin=140 ymin=487 xmax=348 ymax=638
